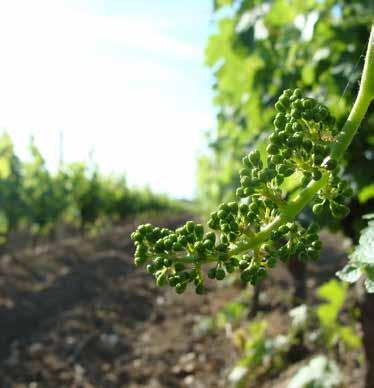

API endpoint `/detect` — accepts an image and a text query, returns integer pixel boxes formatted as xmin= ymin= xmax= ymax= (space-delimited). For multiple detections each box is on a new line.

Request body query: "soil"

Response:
xmin=0 ymin=214 xmax=366 ymax=387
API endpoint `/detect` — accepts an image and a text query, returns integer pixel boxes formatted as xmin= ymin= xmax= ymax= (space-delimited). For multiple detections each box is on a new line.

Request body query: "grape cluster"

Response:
xmin=131 ymin=89 xmax=352 ymax=294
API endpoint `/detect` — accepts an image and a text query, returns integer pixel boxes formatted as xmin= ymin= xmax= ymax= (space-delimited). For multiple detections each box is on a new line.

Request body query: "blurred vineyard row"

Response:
xmin=0 ymin=132 xmax=180 ymax=249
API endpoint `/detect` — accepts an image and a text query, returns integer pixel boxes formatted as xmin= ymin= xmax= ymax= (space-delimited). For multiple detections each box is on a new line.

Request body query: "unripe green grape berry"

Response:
xmin=207 ymin=268 xmax=217 ymax=279
xmin=274 ymin=118 xmax=286 ymax=130
xmin=131 ymin=231 xmax=143 ymax=242
xmin=203 ymin=239 xmax=214 ymax=250
xmin=293 ymin=88 xmax=302 ymax=98
xmin=134 ymin=257 xmax=146 ymax=266
xmin=186 ymin=221 xmax=195 ymax=233
xmin=175 ymin=282 xmax=187 ymax=294
xmin=291 ymin=109 xmax=301 ymax=119
xmin=239 ymin=203 xmax=248 ymax=215
xmin=311 ymin=240 xmax=322 ymax=250
xmin=313 ymin=154 xmax=324 ymax=165
xmin=283 ymin=89 xmax=293 ymax=97
xmin=180 ymin=271 xmax=191 ymax=281
xmin=248 ymin=150 xmax=262 ymax=166
xmin=266 ymin=144 xmax=279 ymax=155
xmin=178 ymin=235 xmax=188 ymax=245
xmin=277 ymin=164 xmax=294 ymax=177
xmin=292 ymin=133 xmax=303 ymax=146
xmin=174 ymin=263 xmax=186 ymax=272
xmin=302 ymin=98 xmax=316 ymax=109
xmin=279 ymin=95 xmax=291 ymax=108
xmin=147 ymin=264 xmax=157 ymax=274
xmin=307 ymin=247 xmax=319 ymax=260
xmin=257 ymin=267 xmax=267 ymax=279
xmin=275 ymin=112 xmax=287 ymax=123
xmin=215 ymin=268 xmax=226 ymax=280
xmin=236 ymin=187 xmax=246 ymax=198
xmin=269 ymin=133 xmax=279 ymax=144
xmin=219 ymin=203 xmax=230 ymax=211
xmin=291 ymin=99 xmax=303 ymax=111
xmin=228 ymin=202 xmax=239 ymax=213
xmin=244 ymin=187 xmax=256 ymax=196
xmin=154 ymin=257 xmax=164 ymax=270
xmin=205 ymin=232 xmax=216 ymax=242
xmin=217 ymin=210 xmax=227 ymax=219
xmin=239 ymin=260 xmax=248 ymax=270
xmin=302 ymin=139 xmax=313 ymax=152
xmin=329 ymin=201 xmax=350 ymax=218
xmin=216 ymin=243 xmax=228 ymax=252
xmin=324 ymin=158 xmax=337 ymax=171
xmin=294 ymin=241 xmax=304 ymax=254
xmin=195 ymin=224 xmax=204 ymax=239
xmin=242 ymin=155 xmax=251 ymax=168
xmin=275 ymin=101 xmax=286 ymax=112
xmin=279 ymin=225 xmax=289 ymax=234
xmin=172 ymin=242 xmax=183 ymax=251
xmin=241 ymin=269 xmax=252 ymax=283
xmin=282 ymin=148 xmax=293 ymax=158
xmin=342 ymin=187 xmax=354 ymax=198
xmin=239 ymin=168 xmax=251 ymax=178
xmin=168 ymin=275 xmax=178 ymax=287
xmin=271 ymin=154 xmax=283 ymax=165
xmin=194 ymin=241 xmax=204 ymax=252
xmin=312 ymin=169 xmax=322 ymax=181
xmin=163 ymin=238 xmax=173 ymax=250
xmin=240 ymin=176 xmax=251 ymax=187
xmin=292 ymin=122 xmax=303 ymax=132
xmin=137 ymin=224 xmax=148 ymax=236
xmin=195 ymin=283 xmax=205 ymax=294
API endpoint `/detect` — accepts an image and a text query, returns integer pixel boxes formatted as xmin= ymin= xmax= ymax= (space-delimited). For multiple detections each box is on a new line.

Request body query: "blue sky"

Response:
xmin=0 ymin=0 xmax=216 ymax=199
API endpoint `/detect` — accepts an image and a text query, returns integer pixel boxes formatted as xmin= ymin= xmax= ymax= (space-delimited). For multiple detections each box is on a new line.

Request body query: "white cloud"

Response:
xmin=0 ymin=0 xmax=214 ymax=198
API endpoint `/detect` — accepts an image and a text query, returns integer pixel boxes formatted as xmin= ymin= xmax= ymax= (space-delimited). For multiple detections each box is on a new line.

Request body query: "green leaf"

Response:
xmin=265 ymin=0 xmax=296 ymax=27
xmin=358 ymin=184 xmax=374 ymax=203
xmin=336 ymin=265 xmax=361 ymax=283
xmin=289 ymin=355 xmax=342 ymax=388
xmin=364 ymin=278 xmax=374 ymax=293
xmin=301 ymin=65 xmax=315 ymax=85
xmin=351 ymin=219 xmax=374 ymax=266
xmin=317 ymin=279 xmax=347 ymax=327
xmin=338 ymin=326 xmax=361 ymax=348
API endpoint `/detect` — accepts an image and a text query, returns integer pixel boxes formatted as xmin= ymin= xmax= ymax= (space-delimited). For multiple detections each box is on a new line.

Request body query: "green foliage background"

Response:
xmin=0 ymin=133 xmax=178 ymax=245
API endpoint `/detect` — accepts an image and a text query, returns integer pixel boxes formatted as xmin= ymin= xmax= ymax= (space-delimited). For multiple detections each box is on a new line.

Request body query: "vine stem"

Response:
xmin=176 ymin=24 xmax=374 ymax=265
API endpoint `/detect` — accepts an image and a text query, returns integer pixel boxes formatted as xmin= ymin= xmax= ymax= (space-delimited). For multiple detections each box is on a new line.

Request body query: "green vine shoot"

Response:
xmin=131 ymin=25 xmax=374 ymax=296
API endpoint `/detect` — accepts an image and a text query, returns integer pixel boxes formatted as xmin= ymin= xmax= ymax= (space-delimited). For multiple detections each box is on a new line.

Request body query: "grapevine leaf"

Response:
xmin=288 ymin=355 xmax=342 ymax=388
xmin=350 ymin=219 xmax=374 ymax=265
xmin=364 ymin=278 xmax=374 ymax=293
xmin=337 ymin=218 xmax=374 ymax=290
xmin=336 ymin=265 xmax=362 ymax=283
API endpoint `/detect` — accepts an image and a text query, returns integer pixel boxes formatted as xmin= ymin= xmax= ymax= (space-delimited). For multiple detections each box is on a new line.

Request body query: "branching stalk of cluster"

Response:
xmin=131 ymin=25 xmax=374 ymax=295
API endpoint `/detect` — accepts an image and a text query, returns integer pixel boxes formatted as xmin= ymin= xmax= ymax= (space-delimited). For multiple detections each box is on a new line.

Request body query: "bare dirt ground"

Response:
xmin=0 ymin=214 xmax=366 ymax=387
